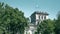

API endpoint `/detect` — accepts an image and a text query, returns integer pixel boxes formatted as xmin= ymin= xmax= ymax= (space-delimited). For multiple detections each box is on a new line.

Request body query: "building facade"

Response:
xmin=24 ymin=11 xmax=49 ymax=34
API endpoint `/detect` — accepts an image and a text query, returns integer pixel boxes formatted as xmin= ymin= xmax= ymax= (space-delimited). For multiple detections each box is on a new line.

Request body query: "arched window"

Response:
xmin=44 ymin=16 xmax=46 ymax=19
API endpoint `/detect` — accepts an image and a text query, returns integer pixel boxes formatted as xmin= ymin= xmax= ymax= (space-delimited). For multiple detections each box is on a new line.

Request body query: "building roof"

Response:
xmin=30 ymin=11 xmax=49 ymax=17
xmin=28 ymin=23 xmax=37 ymax=27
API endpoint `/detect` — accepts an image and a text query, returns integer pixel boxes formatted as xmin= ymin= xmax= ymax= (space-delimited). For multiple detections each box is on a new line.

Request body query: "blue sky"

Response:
xmin=0 ymin=0 xmax=60 ymax=19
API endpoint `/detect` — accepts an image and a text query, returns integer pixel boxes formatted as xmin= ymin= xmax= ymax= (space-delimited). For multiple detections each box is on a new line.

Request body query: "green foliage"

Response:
xmin=0 ymin=2 xmax=28 ymax=34
xmin=37 ymin=19 xmax=55 ymax=34
xmin=55 ymin=11 xmax=60 ymax=34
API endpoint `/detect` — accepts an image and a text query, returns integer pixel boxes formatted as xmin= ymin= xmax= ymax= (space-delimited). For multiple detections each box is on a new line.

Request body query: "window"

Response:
xmin=39 ymin=16 xmax=40 ymax=19
xmin=44 ymin=16 xmax=46 ymax=19
xmin=42 ymin=16 xmax=43 ymax=19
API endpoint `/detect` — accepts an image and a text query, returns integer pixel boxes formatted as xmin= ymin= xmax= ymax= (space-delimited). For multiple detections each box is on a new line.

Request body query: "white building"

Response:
xmin=24 ymin=11 xmax=49 ymax=34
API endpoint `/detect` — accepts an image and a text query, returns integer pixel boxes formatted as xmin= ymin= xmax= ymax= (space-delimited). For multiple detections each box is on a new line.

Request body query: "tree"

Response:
xmin=0 ymin=2 xmax=6 ymax=34
xmin=55 ymin=11 xmax=60 ymax=34
xmin=0 ymin=2 xmax=28 ymax=34
xmin=37 ymin=19 xmax=55 ymax=34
